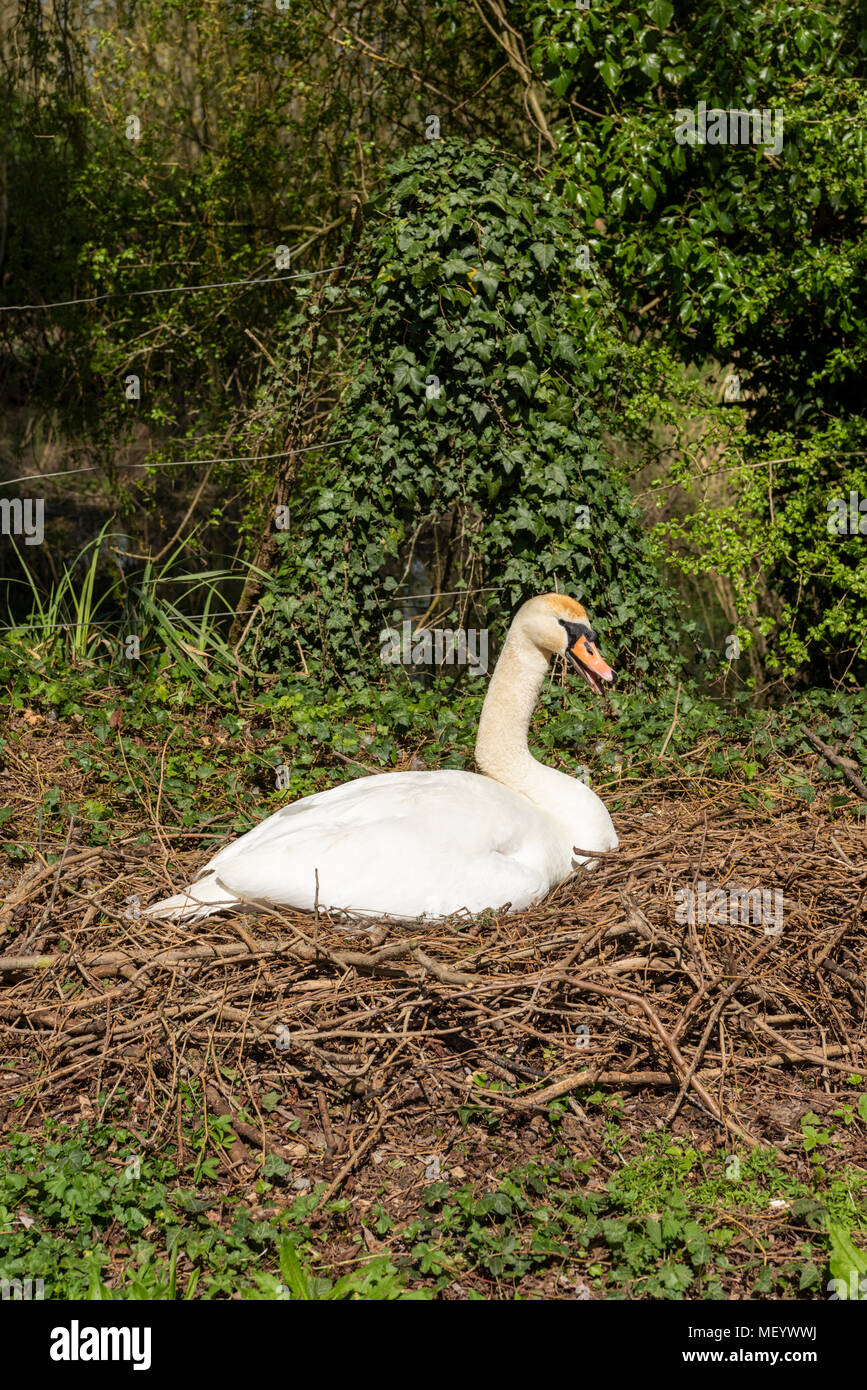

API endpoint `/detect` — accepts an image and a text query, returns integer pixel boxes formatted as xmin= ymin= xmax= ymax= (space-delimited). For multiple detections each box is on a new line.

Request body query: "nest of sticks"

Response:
xmin=1 ymin=779 xmax=865 ymax=1194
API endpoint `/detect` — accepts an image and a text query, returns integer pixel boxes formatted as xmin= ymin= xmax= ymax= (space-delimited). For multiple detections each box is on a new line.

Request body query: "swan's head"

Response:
xmin=517 ymin=594 xmax=615 ymax=696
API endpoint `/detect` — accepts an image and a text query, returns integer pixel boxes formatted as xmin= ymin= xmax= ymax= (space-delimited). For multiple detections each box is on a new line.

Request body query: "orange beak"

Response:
xmin=567 ymin=633 xmax=615 ymax=694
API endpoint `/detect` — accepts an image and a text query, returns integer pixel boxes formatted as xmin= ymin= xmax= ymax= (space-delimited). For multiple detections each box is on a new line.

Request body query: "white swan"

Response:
xmin=144 ymin=594 xmax=618 ymax=922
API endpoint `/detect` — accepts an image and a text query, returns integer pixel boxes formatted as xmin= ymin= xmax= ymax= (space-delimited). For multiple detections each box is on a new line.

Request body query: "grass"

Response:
xmin=2 ymin=531 xmax=263 ymax=697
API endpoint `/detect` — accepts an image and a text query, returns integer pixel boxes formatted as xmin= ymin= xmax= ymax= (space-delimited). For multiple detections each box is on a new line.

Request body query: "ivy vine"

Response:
xmin=260 ymin=140 xmax=683 ymax=691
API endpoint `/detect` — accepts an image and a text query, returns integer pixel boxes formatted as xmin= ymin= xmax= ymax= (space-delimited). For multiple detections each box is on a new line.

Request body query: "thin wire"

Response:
xmin=0 ymin=591 xmax=512 ymax=632
xmin=0 ymin=594 xmax=514 ymax=634
xmin=0 ymin=438 xmax=353 ymax=489
xmin=0 ymin=610 xmax=259 ymax=635
xmin=1 ymin=596 xmax=521 ymax=636
xmin=0 ymin=264 xmax=342 ymax=314
xmin=381 ymin=586 xmax=510 ymax=601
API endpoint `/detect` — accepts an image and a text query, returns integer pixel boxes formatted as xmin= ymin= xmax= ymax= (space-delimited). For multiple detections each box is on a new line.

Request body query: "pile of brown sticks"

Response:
xmin=0 ymin=781 xmax=864 ymax=1191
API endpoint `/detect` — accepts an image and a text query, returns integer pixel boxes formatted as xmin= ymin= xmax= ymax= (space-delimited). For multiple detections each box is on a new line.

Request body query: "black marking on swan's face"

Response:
xmin=559 ymin=618 xmax=596 ymax=646
xmin=558 ymin=617 xmax=614 ymax=695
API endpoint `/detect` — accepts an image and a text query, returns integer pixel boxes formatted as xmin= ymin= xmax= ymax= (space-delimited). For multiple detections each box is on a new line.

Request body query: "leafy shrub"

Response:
xmin=528 ymin=0 xmax=867 ymax=682
xmin=260 ymin=139 xmax=683 ymax=688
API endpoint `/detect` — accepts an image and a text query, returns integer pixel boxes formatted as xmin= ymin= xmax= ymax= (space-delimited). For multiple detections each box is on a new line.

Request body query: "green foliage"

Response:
xmin=525 ymin=0 xmax=867 ymax=681
xmin=4 ymin=1109 xmax=864 ymax=1301
xmin=4 ymin=524 xmax=119 ymax=664
xmin=261 ymin=139 xmax=683 ymax=687
xmin=242 ymin=1240 xmax=425 ymax=1302
xmin=652 ymin=422 xmax=867 ymax=680
xmin=1 ymin=533 xmax=258 ymax=700
xmin=0 ymin=1 xmax=514 ymax=454
xmin=3 ymin=3 xmax=866 ymax=688
xmin=0 ymin=2 xmax=367 ymax=444
xmin=0 ymin=1106 xmax=421 ymax=1301
xmin=398 ymin=1123 xmax=866 ymax=1298
xmin=531 ymin=0 xmax=867 ymax=415
xmin=827 ymin=1222 xmax=867 ymax=1300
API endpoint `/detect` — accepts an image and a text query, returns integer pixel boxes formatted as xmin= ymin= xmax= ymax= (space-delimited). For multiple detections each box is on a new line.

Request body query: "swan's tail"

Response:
xmin=142 ymin=874 xmax=238 ymax=923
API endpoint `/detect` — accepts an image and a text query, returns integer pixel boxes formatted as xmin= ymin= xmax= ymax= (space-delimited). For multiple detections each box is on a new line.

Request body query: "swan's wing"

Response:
xmin=198 ymin=771 xmax=555 ymax=919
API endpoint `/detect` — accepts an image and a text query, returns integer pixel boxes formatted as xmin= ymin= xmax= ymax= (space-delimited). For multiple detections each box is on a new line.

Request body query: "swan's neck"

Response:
xmin=474 ymin=627 xmax=556 ymax=806
xmin=471 ymin=603 xmax=617 ymax=867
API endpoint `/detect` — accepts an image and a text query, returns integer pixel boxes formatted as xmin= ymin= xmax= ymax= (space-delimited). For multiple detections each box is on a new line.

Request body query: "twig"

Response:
xmin=314 ymin=1104 xmax=389 ymax=1208
xmin=801 ymin=726 xmax=867 ymax=799
xmin=658 ymin=681 xmax=682 ymax=759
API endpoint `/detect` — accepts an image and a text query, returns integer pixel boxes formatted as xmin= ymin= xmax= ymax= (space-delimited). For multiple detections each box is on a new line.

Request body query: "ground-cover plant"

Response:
xmin=394 ymin=1106 xmax=867 ymax=1299
xmin=1 ymin=1104 xmax=864 ymax=1301
xmin=1 ymin=661 xmax=864 ymax=865
xmin=0 ymin=1117 xmax=419 ymax=1301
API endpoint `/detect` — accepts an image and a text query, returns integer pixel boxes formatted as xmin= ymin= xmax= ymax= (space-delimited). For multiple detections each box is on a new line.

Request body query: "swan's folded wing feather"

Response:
xmin=200 ymin=771 xmax=555 ymax=918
